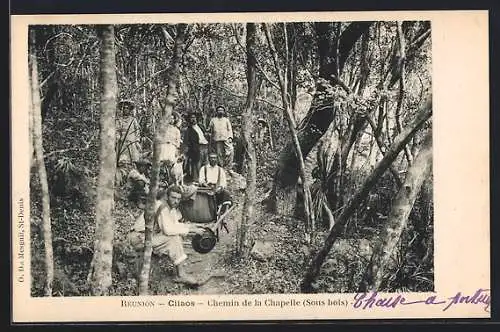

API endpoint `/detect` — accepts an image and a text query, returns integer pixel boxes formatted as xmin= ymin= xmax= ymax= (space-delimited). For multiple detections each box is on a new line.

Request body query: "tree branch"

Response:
xmin=366 ymin=116 xmax=403 ymax=187
xmin=301 ymin=94 xmax=432 ymax=292
xmin=231 ymin=24 xmax=282 ymax=92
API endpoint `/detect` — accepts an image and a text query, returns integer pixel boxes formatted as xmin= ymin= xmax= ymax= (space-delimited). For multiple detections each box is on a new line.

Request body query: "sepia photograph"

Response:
xmin=27 ymin=20 xmax=433 ymax=297
xmin=11 ymin=11 xmax=489 ymax=322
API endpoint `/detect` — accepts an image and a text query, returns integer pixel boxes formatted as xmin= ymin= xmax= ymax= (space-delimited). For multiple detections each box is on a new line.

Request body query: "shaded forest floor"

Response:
xmin=31 ymin=177 xmax=317 ymax=296
xmin=137 ymin=185 xmax=313 ymax=296
xmin=30 ymin=151 xmax=433 ymax=296
xmin=31 ymin=182 xmax=383 ymax=296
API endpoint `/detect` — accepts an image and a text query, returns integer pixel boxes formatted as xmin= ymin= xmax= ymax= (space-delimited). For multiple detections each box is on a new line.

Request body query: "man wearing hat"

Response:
xmin=184 ymin=112 xmax=209 ymax=182
xmin=209 ymin=106 xmax=233 ymax=168
xmin=117 ymin=100 xmax=142 ymax=164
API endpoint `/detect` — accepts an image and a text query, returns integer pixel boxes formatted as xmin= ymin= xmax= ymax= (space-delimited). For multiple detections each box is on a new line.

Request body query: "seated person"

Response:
xmin=127 ymin=159 xmax=151 ymax=208
xmin=129 ymin=185 xmax=206 ymax=286
xmin=198 ymin=152 xmax=233 ymax=214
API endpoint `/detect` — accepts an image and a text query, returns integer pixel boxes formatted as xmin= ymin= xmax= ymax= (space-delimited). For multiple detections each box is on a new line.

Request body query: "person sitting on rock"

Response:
xmin=129 ymin=185 xmax=207 ymax=286
xmin=158 ymin=155 xmax=185 ymax=190
xmin=127 ymin=159 xmax=151 ymax=208
xmin=198 ymin=152 xmax=233 ymax=214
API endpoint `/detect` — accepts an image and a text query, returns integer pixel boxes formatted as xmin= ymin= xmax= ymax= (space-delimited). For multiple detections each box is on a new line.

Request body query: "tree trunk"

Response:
xmin=264 ymin=23 xmax=315 ymax=237
xmin=301 ymin=95 xmax=432 ymax=293
xmin=29 ymin=27 xmax=54 ymax=297
xmin=138 ymin=24 xmax=187 ymax=294
xmin=359 ymin=129 xmax=432 ymax=291
xmin=395 ymin=22 xmax=413 ymax=166
xmin=286 ymin=23 xmax=298 ymax=114
xmin=237 ymin=23 xmax=258 ymax=254
xmin=89 ymin=25 xmax=118 ymax=296
xmin=367 ymin=116 xmax=402 ymax=187
xmin=274 ymin=22 xmax=372 ymax=188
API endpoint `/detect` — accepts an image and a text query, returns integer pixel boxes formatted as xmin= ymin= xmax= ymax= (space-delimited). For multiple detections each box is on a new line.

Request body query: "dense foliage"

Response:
xmin=30 ymin=21 xmax=432 ymax=296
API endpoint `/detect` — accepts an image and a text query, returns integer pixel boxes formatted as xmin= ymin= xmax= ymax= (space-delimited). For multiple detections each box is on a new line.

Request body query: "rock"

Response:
xmin=250 ymin=240 xmax=275 ymax=262
xmin=228 ymin=171 xmax=246 ymax=191
xmin=330 ymin=239 xmax=373 ymax=261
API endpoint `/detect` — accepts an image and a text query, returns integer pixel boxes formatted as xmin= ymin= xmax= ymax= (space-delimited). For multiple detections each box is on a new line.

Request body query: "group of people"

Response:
xmin=119 ymin=102 xmax=237 ymax=205
xmin=120 ymin=102 xmax=239 ymax=286
xmin=118 ymin=102 xmax=235 ymax=173
xmin=184 ymin=106 xmax=235 ymax=180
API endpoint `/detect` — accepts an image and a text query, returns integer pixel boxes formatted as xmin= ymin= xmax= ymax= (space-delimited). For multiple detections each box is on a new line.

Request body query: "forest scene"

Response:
xmin=28 ymin=20 xmax=433 ymax=296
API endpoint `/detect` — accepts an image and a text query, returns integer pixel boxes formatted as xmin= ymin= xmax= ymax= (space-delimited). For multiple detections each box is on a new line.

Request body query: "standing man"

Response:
xmin=209 ymin=106 xmax=233 ymax=167
xmin=232 ymin=129 xmax=247 ymax=175
xmin=183 ymin=113 xmax=209 ymax=182
xmin=255 ymin=118 xmax=269 ymax=149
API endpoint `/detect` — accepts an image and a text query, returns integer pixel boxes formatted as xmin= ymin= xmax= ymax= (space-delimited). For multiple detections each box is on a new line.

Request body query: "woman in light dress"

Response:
xmin=158 ymin=111 xmax=181 ymax=164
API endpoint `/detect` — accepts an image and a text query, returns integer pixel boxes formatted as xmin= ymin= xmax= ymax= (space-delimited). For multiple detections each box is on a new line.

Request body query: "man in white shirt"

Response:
xmin=130 ymin=185 xmax=205 ymax=286
xmin=199 ymin=153 xmax=233 ymax=213
xmin=209 ymin=106 xmax=233 ymax=168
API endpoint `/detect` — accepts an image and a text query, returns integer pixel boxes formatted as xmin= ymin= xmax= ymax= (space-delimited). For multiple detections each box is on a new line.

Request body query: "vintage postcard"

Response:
xmin=11 ymin=10 xmax=489 ymax=322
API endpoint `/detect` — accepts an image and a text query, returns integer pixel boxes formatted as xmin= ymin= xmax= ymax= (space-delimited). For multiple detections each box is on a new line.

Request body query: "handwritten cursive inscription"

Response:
xmin=353 ymin=288 xmax=490 ymax=312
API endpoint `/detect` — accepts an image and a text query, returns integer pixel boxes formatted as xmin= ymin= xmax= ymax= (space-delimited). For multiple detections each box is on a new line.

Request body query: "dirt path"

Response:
xmin=152 ymin=193 xmax=243 ymax=295
xmin=184 ymin=210 xmax=240 ymax=294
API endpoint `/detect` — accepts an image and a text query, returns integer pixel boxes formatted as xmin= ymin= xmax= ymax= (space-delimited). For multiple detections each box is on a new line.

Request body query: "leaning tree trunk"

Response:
xmin=29 ymin=27 xmax=54 ymax=296
xmin=237 ymin=23 xmax=258 ymax=255
xmin=89 ymin=25 xmax=118 ymax=296
xmin=138 ymin=24 xmax=187 ymax=295
xmin=274 ymin=22 xmax=373 ymax=189
xmin=301 ymin=95 xmax=432 ymax=293
xmin=263 ymin=23 xmax=315 ymax=237
xmin=359 ymin=129 xmax=432 ymax=291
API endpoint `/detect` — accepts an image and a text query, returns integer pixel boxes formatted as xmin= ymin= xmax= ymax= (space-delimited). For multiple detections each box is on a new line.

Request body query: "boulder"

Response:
xmin=227 ymin=171 xmax=246 ymax=191
xmin=250 ymin=240 xmax=275 ymax=262
xmin=331 ymin=238 xmax=373 ymax=260
xmin=323 ymin=239 xmax=373 ymax=275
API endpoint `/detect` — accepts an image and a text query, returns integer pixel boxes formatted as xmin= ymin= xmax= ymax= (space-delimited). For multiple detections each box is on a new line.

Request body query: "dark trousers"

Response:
xmin=215 ymin=188 xmax=232 ymax=205
xmin=215 ymin=188 xmax=232 ymax=215
xmin=188 ymin=144 xmax=208 ymax=182
xmin=214 ymin=141 xmax=226 ymax=167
